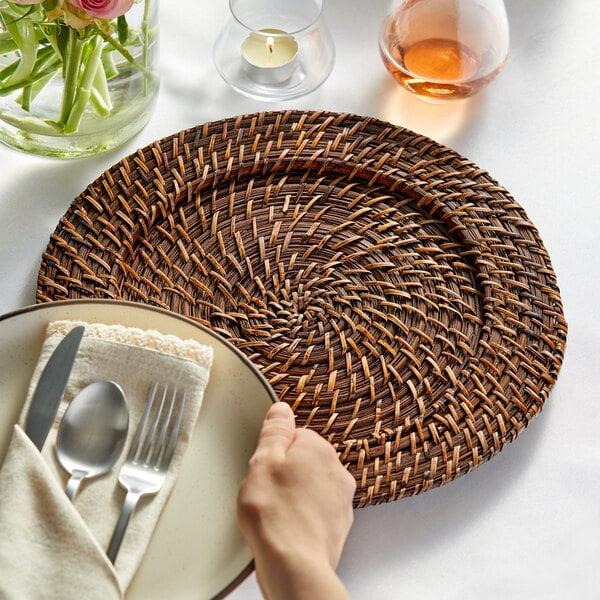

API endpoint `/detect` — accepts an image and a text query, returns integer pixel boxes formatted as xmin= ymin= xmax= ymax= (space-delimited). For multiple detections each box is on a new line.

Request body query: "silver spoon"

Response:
xmin=56 ymin=381 xmax=129 ymax=500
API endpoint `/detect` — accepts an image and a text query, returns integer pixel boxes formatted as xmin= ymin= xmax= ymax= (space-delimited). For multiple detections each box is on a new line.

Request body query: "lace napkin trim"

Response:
xmin=47 ymin=320 xmax=213 ymax=367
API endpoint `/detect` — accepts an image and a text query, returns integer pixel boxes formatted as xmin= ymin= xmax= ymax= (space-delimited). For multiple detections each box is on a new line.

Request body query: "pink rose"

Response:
xmin=68 ymin=0 xmax=133 ymax=20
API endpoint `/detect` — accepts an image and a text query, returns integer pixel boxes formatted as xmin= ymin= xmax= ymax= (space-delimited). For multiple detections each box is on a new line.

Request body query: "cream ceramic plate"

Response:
xmin=0 ymin=300 xmax=276 ymax=599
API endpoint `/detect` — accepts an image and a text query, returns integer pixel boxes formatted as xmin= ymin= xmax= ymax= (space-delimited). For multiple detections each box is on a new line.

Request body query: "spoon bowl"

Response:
xmin=56 ymin=380 xmax=129 ymax=500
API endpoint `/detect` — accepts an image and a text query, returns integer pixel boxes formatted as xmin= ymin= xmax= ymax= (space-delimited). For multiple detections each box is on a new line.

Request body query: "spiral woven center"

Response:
xmin=139 ymin=173 xmax=482 ymax=447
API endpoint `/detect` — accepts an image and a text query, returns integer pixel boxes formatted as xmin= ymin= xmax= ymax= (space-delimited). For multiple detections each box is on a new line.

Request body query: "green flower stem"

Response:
xmin=141 ymin=0 xmax=151 ymax=94
xmin=21 ymin=83 xmax=32 ymax=110
xmin=64 ymin=34 xmax=103 ymax=133
xmin=101 ymin=49 xmax=117 ymax=79
xmin=57 ymin=27 xmax=85 ymax=129
xmin=92 ymin=24 xmax=154 ymax=78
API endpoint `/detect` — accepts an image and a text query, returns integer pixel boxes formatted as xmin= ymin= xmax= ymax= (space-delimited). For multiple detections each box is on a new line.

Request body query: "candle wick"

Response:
xmin=269 ymin=46 xmax=273 ymax=54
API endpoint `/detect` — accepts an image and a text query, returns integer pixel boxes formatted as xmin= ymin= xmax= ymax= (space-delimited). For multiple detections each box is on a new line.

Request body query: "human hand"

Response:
xmin=237 ymin=402 xmax=356 ymax=600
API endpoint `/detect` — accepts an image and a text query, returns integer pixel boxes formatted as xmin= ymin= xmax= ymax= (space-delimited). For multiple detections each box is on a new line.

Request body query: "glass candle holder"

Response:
xmin=379 ymin=0 xmax=510 ymax=102
xmin=214 ymin=0 xmax=335 ymax=101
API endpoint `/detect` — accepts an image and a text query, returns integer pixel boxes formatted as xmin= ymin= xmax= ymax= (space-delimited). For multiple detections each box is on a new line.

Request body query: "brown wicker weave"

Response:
xmin=37 ymin=110 xmax=567 ymax=507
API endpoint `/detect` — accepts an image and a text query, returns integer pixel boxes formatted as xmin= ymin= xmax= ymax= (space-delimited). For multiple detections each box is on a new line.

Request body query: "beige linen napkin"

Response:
xmin=0 ymin=320 xmax=213 ymax=599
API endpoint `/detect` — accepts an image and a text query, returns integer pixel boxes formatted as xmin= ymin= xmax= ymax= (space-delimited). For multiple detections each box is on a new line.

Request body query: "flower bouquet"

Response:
xmin=0 ymin=0 xmax=159 ymax=157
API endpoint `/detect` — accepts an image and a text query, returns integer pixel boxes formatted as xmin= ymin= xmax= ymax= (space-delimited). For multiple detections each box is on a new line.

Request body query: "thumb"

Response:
xmin=254 ymin=402 xmax=296 ymax=456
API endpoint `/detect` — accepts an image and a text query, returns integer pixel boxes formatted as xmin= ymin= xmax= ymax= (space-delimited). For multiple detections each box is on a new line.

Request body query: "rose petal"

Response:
xmin=68 ymin=0 xmax=133 ymax=20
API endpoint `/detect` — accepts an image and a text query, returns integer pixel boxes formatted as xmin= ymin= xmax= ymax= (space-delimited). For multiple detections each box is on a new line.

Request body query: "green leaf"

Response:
xmin=3 ymin=17 xmax=38 ymax=86
xmin=0 ymin=63 xmax=59 ymax=96
xmin=18 ymin=70 xmax=56 ymax=108
xmin=117 ymin=15 xmax=128 ymax=45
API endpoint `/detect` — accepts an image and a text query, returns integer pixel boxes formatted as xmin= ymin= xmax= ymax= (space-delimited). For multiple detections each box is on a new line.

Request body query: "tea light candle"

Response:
xmin=241 ymin=28 xmax=299 ymax=84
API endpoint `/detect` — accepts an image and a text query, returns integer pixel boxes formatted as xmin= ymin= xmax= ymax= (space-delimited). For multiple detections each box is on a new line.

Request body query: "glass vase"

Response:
xmin=379 ymin=0 xmax=510 ymax=102
xmin=0 ymin=0 xmax=160 ymax=158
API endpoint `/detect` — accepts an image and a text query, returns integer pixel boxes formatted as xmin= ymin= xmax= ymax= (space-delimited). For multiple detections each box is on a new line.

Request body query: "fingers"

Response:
xmin=254 ymin=402 xmax=296 ymax=457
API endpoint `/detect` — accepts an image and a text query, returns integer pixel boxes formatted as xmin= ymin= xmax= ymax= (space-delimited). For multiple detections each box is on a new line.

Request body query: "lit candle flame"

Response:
xmin=266 ymin=36 xmax=274 ymax=53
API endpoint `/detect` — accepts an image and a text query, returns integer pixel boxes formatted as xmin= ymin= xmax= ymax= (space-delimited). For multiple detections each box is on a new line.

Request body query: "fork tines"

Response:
xmin=130 ymin=383 xmax=186 ymax=469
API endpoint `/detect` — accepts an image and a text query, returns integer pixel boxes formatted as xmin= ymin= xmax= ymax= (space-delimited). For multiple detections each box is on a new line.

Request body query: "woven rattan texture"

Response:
xmin=37 ymin=111 xmax=567 ymax=507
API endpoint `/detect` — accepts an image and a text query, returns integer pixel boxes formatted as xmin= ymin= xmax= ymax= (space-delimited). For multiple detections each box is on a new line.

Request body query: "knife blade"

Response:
xmin=25 ymin=325 xmax=85 ymax=450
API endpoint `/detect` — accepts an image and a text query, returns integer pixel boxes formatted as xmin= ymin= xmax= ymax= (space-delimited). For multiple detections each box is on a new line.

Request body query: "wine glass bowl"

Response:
xmin=379 ymin=0 xmax=510 ymax=102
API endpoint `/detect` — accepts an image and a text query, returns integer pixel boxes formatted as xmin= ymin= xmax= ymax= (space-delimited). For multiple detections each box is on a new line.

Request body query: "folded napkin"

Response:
xmin=0 ymin=320 xmax=213 ymax=599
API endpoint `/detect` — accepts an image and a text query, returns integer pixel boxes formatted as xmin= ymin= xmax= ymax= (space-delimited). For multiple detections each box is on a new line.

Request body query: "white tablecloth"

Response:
xmin=1 ymin=1 xmax=598 ymax=598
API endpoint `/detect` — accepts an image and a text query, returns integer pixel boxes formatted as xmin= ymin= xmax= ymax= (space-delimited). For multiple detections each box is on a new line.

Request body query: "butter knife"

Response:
xmin=25 ymin=326 xmax=85 ymax=450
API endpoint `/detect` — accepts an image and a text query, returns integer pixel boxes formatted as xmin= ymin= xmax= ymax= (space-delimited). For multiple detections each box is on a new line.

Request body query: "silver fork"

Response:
xmin=107 ymin=383 xmax=186 ymax=563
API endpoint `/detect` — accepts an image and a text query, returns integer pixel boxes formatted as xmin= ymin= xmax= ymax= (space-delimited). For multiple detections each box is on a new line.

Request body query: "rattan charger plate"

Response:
xmin=37 ymin=110 xmax=567 ymax=507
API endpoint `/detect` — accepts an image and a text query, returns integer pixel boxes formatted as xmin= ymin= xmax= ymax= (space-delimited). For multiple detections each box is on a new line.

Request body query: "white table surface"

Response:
xmin=1 ymin=1 xmax=599 ymax=598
